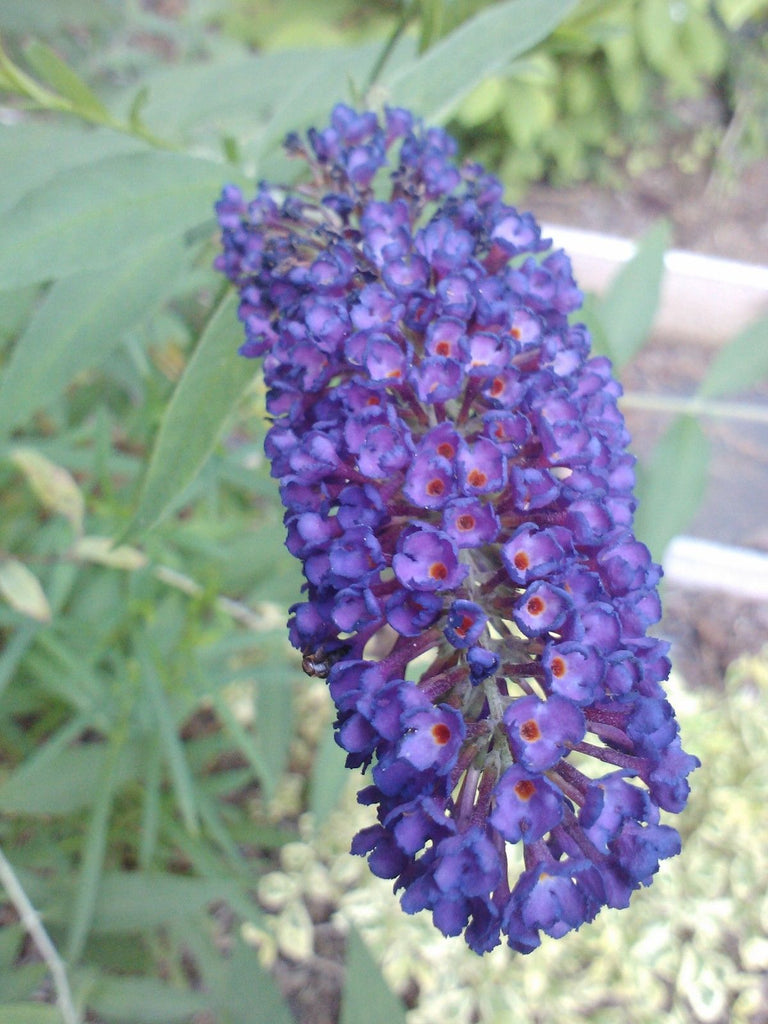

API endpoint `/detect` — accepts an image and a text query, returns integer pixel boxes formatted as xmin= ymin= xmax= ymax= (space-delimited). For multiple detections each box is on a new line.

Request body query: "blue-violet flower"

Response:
xmin=215 ymin=103 xmax=698 ymax=954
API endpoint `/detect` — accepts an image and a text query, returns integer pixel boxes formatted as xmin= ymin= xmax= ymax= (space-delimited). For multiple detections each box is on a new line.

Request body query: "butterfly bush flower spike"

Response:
xmin=215 ymin=104 xmax=698 ymax=954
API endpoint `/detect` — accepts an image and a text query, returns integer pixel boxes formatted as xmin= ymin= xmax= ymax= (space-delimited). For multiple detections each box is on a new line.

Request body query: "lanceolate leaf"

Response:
xmin=10 ymin=448 xmax=85 ymax=531
xmin=207 ymin=937 xmax=295 ymax=1024
xmin=341 ymin=927 xmax=408 ymax=1024
xmin=0 ymin=150 xmax=240 ymax=288
xmin=0 ymin=724 xmax=141 ymax=815
xmin=381 ymin=0 xmax=578 ymax=122
xmin=0 ymin=1008 xmax=63 ymax=1024
xmin=0 ymin=123 xmax=145 ymax=217
xmin=309 ymin=725 xmax=350 ymax=827
xmin=0 ymin=559 xmax=51 ymax=623
xmin=0 ymin=236 xmax=185 ymax=435
xmin=129 ymin=290 xmax=254 ymax=535
xmin=698 ymin=315 xmax=768 ymax=398
xmin=634 ymin=415 xmax=709 ymax=562
xmin=87 ymin=977 xmax=207 ymax=1024
xmin=594 ymin=220 xmax=670 ymax=370
xmin=88 ymin=872 xmax=237 ymax=933
xmin=23 ymin=39 xmax=110 ymax=120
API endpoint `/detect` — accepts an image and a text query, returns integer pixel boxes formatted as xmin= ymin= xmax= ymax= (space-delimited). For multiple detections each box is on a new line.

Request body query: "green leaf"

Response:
xmin=128 ymin=290 xmax=255 ymax=535
xmin=0 ymin=235 xmax=183 ymax=435
xmin=88 ymin=872 xmax=236 ymax=933
xmin=0 ymin=624 xmax=37 ymax=699
xmin=141 ymin=653 xmax=200 ymax=835
xmin=88 ymin=977 xmax=206 ymax=1024
xmin=139 ymin=743 xmax=162 ymax=871
xmin=381 ymin=0 xmax=578 ymax=122
xmin=0 ymin=124 xmax=145 ymax=218
xmin=309 ymin=722 xmax=351 ymax=827
xmin=211 ymin=694 xmax=273 ymax=799
xmin=0 ymin=284 xmax=39 ymax=343
xmin=209 ymin=936 xmax=295 ymax=1024
xmin=23 ymin=40 xmax=110 ymax=120
xmin=578 ymin=291 xmax=612 ymax=359
xmin=254 ymin=672 xmax=295 ymax=802
xmin=341 ymin=927 xmax=407 ymax=1024
xmin=594 ymin=220 xmax=671 ymax=370
xmin=137 ymin=50 xmax=330 ymax=137
xmin=634 ymin=415 xmax=709 ymax=561
xmin=246 ymin=521 xmax=304 ymax=607
xmin=698 ymin=316 xmax=768 ymax=399
xmin=67 ymin=740 xmax=124 ymax=963
xmin=0 ymin=559 xmax=51 ymax=623
xmin=0 ymin=965 xmax=48 ymax=1005
xmin=135 ymin=44 xmax=386 ymax=161
xmin=0 ymin=1008 xmax=63 ymax=1024
xmin=0 ymin=727 xmax=140 ymax=815
xmin=0 ymin=150 xmax=238 ymax=288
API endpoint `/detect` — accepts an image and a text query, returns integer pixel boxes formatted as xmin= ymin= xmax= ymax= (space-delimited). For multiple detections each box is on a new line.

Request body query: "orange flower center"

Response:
xmin=514 ymin=779 xmax=536 ymax=801
xmin=527 ymin=595 xmax=545 ymax=616
xmin=431 ymin=723 xmax=451 ymax=745
xmin=520 ymin=719 xmax=541 ymax=742
xmin=550 ymin=656 xmax=566 ymax=678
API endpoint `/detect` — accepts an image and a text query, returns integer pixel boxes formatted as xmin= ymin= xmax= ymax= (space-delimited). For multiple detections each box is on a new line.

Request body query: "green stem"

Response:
xmin=0 ymin=37 xmax=177 ymax=151
xmin=620 ymin=391 xmax=768 ymax=425
xmin=364 ymin=11 xmax=413 ymax=94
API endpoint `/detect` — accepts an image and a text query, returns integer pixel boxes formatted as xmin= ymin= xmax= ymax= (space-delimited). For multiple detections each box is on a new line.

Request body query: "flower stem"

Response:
xmin=364 ymin=12 xmax=413 ymax=94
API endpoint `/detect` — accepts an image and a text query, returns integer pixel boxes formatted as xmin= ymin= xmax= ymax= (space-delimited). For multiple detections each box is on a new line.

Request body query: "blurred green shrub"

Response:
xmin=451 ymin=0 xmax=768 ymax=186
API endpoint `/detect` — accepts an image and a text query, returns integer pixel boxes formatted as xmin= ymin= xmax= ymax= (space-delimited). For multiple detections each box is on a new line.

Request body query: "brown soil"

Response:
xmin=523 ymin=145 xmax=768 ymax=266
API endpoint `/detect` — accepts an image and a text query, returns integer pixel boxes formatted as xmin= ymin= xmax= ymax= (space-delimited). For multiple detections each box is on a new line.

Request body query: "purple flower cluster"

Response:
xmin=215 ymin=104 xmax=698 ymax=954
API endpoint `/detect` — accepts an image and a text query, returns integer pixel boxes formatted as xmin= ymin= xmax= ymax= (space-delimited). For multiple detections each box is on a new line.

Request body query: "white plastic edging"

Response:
xmin=663 ymin=535 xmax=768 ymax=601
xmin=543 ymin=223 xmax=768 ymax=347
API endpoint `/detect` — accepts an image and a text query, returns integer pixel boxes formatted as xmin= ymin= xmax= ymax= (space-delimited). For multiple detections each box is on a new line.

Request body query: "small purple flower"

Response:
xmin=457 ymin=437 xmax=506 ymax=495
xmin=442 ymin=497 xmax=500 ymax=548
xmin=543 ymin=641 xmax=604 ymax=705
xmin=215 ymin=104 xmax=698 ymax=955
xmin=392 ymin=526 xmax=468 ymax=592
xmin=444 ymin=600 xmax=487 ymax=648
xmin=491 ymin=765 xmax=564 ymax=843
xmin=385 ymin=589 xmax=443 ymax=637
xmin=403 ymin=452 xmax=455 ymax=509
xmin=502 ymin=523 xmax=567 ymax=585
xmin=398 ymin=703 xmax=466 ymax=773
xmin=504 ymin=694 xmax=585 ymax=772
xmin=513 ymin=580 xmax=573 ymax=637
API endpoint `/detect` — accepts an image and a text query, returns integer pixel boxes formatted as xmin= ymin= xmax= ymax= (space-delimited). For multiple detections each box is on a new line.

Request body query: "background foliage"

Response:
xmin=0 ymin=1 xmax=767 ymax=1022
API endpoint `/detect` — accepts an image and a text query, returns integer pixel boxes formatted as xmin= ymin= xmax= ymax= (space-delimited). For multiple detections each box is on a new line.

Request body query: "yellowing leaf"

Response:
xmin=0 ymin=558 xmax=51 ymax=622
xmin=10 ymin=447 xmax=84 ymax=532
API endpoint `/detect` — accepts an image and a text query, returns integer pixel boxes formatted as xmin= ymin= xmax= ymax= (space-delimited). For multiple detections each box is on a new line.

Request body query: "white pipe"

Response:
xmin=663 ymin=535 xmax=768 ymax=600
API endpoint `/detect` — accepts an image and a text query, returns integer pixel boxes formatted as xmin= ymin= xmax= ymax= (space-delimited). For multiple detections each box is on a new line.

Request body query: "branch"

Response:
xmin=0 ymin=846 xmax=80 ymax=1024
